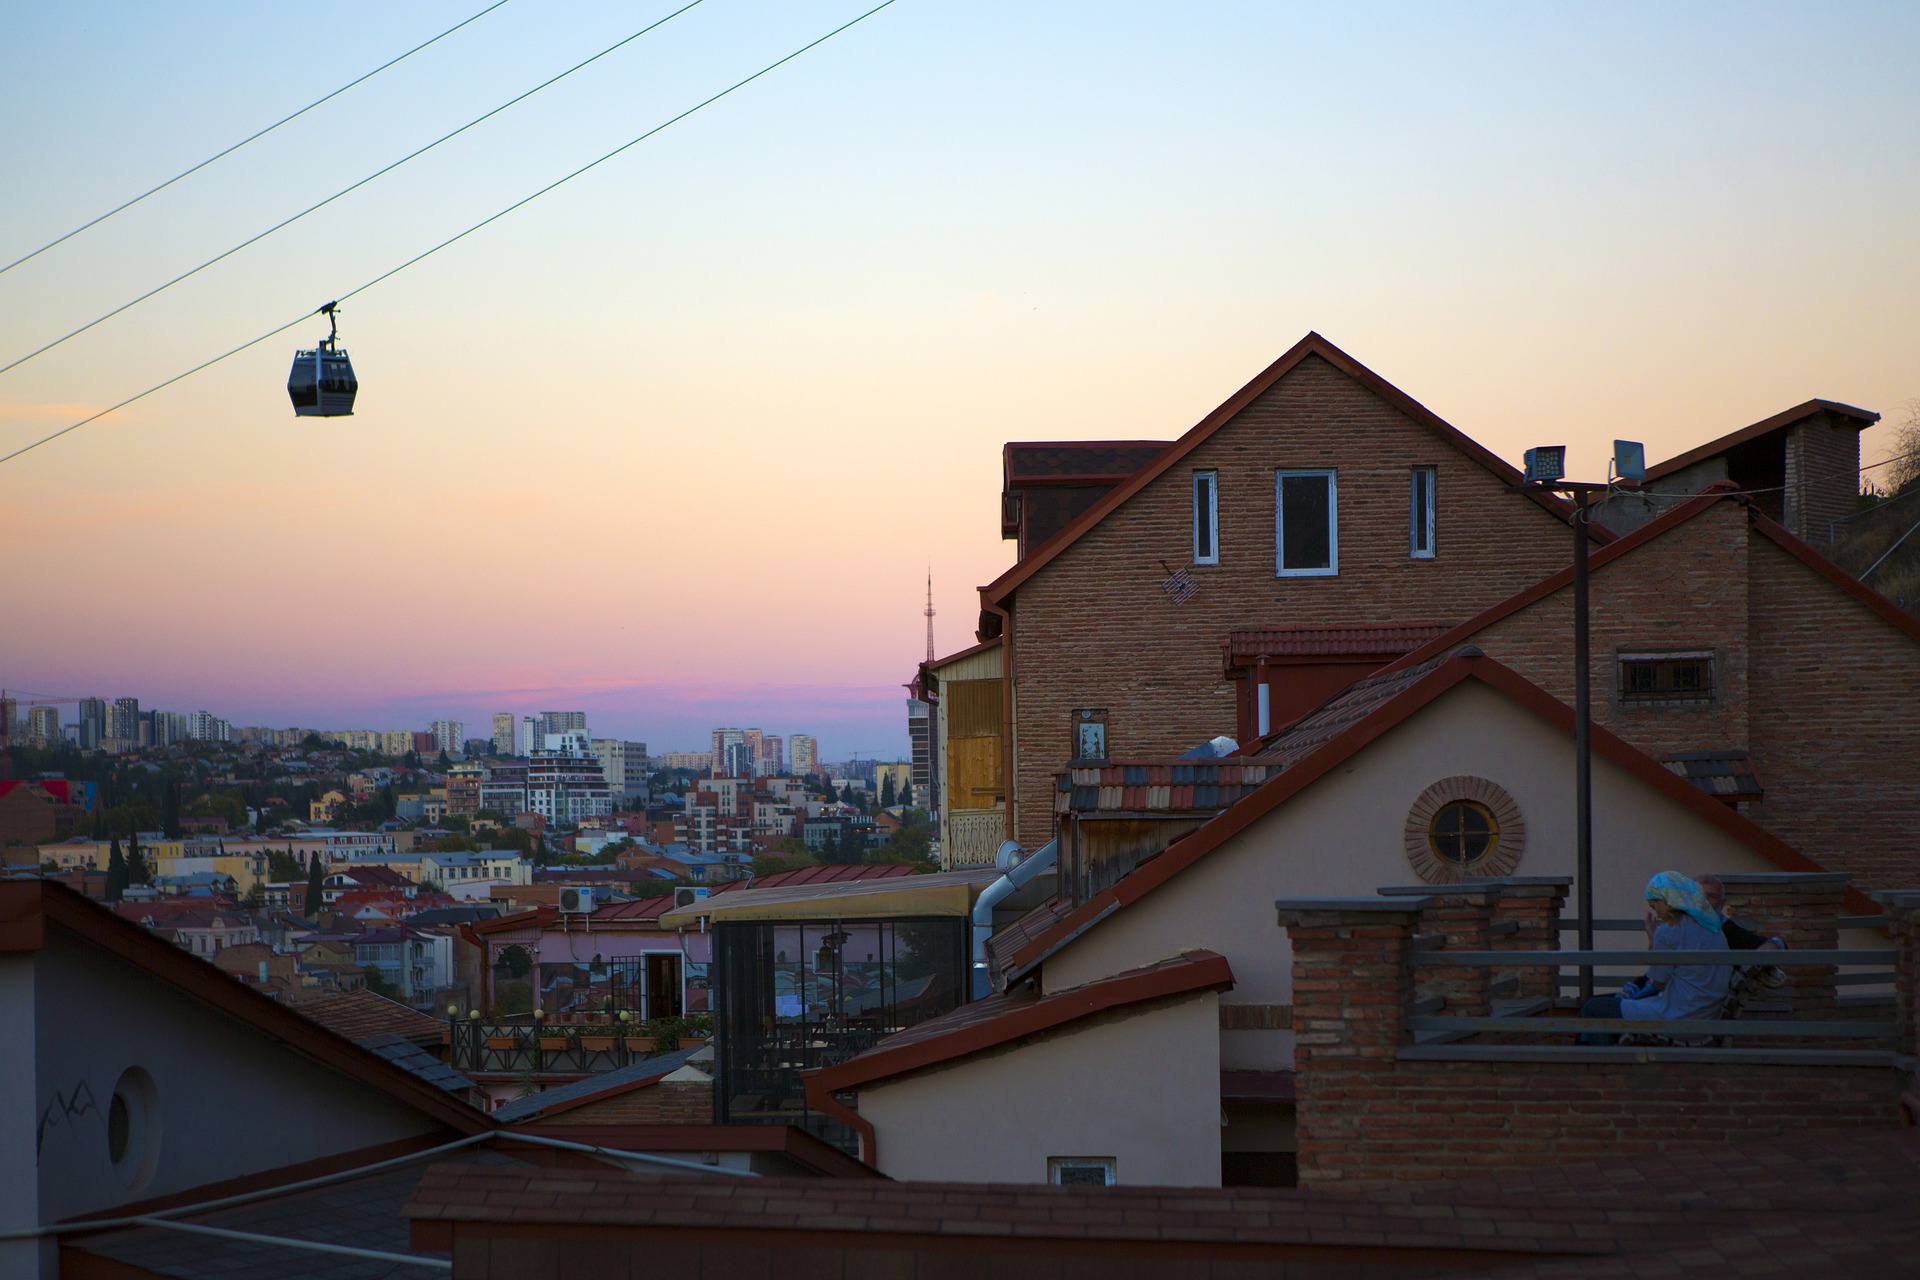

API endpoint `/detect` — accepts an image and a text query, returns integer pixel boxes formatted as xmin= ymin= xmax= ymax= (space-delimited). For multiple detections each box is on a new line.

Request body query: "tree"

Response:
xmin=125 ymin=832 xmax=150 ymax=885
xmin=268 ymin=847 xmax=302 ymax=881
xmin=1887 ymin=398 xmax=1920 ymax=493
xmin=105 ymin=838 xmax=128 ymax=902
xmin=823 ymin=781 xmax=838 ymax=804
xmin=305 ymin=853 xmax=326 ymax=913
xmin=880 ymin=773 xmax=897 ymax=809
xmin=900 ymin=777 xmax=914 ymax=807
xmin=162 ymin=780 xmax=182 ymax=839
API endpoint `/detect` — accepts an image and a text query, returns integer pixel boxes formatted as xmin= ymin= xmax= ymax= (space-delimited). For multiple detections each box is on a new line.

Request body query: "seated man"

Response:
xmin=1579 ymin=872 xmax=1733 ymax=1045
xmin=1696 ymin=874 xmax=1787 ymax=952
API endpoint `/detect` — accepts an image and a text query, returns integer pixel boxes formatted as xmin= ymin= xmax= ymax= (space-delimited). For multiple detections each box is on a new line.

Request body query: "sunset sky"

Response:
xmin=2 ymin=1 xmax=1916 ymax=757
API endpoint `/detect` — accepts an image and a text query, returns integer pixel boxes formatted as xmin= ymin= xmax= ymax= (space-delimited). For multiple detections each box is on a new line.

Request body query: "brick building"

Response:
xmin=976 ymin=333 xmax=1584 ymax=848
xmin=1381 ymin=486 xmax=1920 ymax=892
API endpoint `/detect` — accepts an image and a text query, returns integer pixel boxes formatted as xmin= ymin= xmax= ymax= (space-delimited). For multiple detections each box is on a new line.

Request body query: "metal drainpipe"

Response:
xmin=971 ymin=838 xmax=1056 ymax=999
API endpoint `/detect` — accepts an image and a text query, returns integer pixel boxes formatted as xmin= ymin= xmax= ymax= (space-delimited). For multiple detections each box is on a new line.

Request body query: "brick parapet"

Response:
xmin=1876 ymin=891 xmax=1920 ymax=1058
xmin=1380 ymin=884 xmax=1501 ymax=1016
xmin=1480 ymin=877 xmax=1569 ymax=1000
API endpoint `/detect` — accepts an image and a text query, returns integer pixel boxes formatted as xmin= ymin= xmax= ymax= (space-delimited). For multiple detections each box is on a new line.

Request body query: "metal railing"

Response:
xmin=944 ymin=808 xmax=1005 ymax=867
xmin=448 ymin=1020 xmax=703 ymax=1076
xmin=1402 ymin=944 xmax=1902 ymax=1063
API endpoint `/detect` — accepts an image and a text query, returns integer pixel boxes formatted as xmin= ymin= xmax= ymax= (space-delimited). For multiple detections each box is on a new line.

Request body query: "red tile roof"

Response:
xmin=806 ymin=950 xmax=1233 ymax=1096
xmin=290 ymin=990 xmax=450 ymax=1044
xmin=1055 ymin=758 xmax=1283 ymax=814
xmin=713 ymin=863 xmax=918 ymax=892
xmin=1002 ymin=440 xmax=1171 ymax=484
xmin=1223 ymin=622 xmax=1452 ymax=667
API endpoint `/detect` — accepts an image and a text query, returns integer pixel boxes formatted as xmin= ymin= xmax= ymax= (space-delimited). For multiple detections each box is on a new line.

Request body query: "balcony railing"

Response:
xmin=944 ymin=808 xmax=1005 ymax=867
xmin=448 ymin=1020 xmax=706 ymax=1076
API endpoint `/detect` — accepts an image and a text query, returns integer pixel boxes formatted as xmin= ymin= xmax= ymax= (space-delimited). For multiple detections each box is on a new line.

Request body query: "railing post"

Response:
xmin=1276 ymin=896 xmax=1427 ymax=1185
xmin=1378 ymin=884 xmax=1502 ymax=1016
xmin=1712 ymin=873 xmax=1849 ymax=1016
xmin=1877 ymin=890 xmax=1920 ymax=1059
xmin=1481 ymin=877 xmax=1569 ymax=1001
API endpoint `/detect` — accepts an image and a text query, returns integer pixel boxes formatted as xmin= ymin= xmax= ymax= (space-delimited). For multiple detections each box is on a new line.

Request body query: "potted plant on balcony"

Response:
xmin=535 ymin=1010 xmax=569 ymax=1052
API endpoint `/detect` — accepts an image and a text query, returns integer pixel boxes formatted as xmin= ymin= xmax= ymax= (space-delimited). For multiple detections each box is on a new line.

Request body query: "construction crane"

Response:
xmin=0 ymin=688 xmax=88 ymax=781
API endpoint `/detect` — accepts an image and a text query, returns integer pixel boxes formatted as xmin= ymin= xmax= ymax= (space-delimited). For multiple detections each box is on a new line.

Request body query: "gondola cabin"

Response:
xmin=287 ymin=304 xmax=357 ymax=417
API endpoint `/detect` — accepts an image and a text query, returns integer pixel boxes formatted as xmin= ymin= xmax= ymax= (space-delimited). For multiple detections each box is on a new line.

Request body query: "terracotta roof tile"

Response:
xmin=291 ymin=989 xmax=448 ymax=1044
xmin=1224 ymin=623 xmax=1453 ymax=666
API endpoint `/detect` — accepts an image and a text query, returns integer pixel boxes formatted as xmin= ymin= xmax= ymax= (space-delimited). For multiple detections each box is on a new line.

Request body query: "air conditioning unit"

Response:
xmin=673 ymin=886 xmax=710 ymax=910
xmin=559 ymin=887 xmax=595 ymax=915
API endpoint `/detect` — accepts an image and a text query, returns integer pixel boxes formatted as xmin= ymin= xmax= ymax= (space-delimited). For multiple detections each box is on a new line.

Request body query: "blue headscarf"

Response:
xmin=1645 ymin=871 xmax=1721 ymax=932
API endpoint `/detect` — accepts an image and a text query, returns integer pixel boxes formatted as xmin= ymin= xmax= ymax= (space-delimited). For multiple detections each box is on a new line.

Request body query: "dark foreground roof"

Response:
xmin=357 ymin=1032 xmax=478 ymax=1096
xmin=491 ymin=1045 xmax=703 ymax=1123
xmin=399 ymin=1127 xmax=1920 ymax=1277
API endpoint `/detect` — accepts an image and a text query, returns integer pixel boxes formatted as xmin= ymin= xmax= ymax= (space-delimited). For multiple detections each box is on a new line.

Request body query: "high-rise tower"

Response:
xmin=924 ymin=571 xmax=936 ymax=664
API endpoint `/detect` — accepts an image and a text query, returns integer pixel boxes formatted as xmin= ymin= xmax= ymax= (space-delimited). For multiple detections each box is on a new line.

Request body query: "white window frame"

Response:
xmin=1192 ymin=470 xmax=1219 ymax=565
xmin=1275 ymin=468 xmax=1338 ymax=577
xmin=1410 ymin=466 xmax=1436 ymax=559
xmin=1048 ymin=1156 xmax=1116 ymax=1186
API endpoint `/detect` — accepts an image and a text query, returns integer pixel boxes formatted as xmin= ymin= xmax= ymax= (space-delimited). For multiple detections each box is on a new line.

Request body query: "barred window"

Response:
xmin=1619 ymin=652 xmax=1715 ymax=702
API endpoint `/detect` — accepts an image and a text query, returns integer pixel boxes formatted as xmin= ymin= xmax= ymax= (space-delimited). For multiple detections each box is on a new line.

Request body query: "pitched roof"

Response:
xmin=807 ymin=950 xmax=1232 ymax=1095
xmin=715 ymin=863 xmax=919 ymax=891
xmin=997 ymin=651 xmax=1869 ymax=984
xmin=1643 ymin=398 xmax=1880 ymax=484
xmin=1223 ymin=622 xmax=1452 ymax=668
xmin=981 ymin=332 xmax=1590 ymax=606
xmin=1055 ymin=758 xmax=1283 ymax=815
xmin=290 ymin=989 xmax=449 ymax=1045
xmin=1003 ymin=440 xmax=1172 ymax=484
xmin=491 ymin=1045 xmax=704 ymax=1123
xmin=0 ymin=880 xmax=487 ymax=1134
xmin=357 ymin=1032 xmax=479 ymax=1096
xmin=1663 ymin=751 xmax=1764 ymax=802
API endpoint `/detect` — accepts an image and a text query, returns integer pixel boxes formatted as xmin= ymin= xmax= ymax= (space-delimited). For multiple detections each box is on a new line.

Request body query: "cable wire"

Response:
xmin=0 ymin=0 xmax=902 ymax=470
xmin=0 ymin=0 xmax=516 ymax=278
xmin=0 ymin=0 xmax=708 ymax=380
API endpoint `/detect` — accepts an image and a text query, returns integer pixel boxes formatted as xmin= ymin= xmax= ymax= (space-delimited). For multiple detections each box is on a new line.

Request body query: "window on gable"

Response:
xmin=1192 ymin=470 xmax=1218 ymax=565
xmin=1410 ymin=466 xmax=1436 ymax=558
xmin=1276 ymin=469 xmax=1337 ymax=576
xmin=1619 ymin=651 xmax=1715 ymax=703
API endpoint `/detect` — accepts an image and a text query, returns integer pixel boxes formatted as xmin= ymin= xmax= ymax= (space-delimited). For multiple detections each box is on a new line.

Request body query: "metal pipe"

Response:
xmin=123 ymin=1218 xmax=450 ymax=1270
xmin=971 ymin=839 xmax=1057 ymax=997
xmin=1573 ymin=486 xmax=1594 ymax=1001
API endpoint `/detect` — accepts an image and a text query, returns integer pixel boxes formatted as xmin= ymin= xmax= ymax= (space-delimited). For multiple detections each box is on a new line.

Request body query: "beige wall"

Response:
xmin=856 ymin=991 xmax=1221 ymax=1186
xmin=1039 ymin=680 xmax=1886 ymax=1069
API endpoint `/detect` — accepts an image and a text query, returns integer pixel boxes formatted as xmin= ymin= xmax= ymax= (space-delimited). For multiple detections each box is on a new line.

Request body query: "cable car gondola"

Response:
xmin=287 ymin=302 xmax=357 ymax=417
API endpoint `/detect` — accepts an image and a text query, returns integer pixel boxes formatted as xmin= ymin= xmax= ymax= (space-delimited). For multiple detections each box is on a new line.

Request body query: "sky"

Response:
xmin=2 ymin=1 xmax=1916 ymax=758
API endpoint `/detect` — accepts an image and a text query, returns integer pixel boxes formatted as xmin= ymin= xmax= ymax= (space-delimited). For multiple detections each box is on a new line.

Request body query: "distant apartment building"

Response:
xmin=759 ymin=734 xmax=785 ymax=776
xmin=479 ymin=763 xmax=528 ymax=817
xmin=110 ymin=697 xmax=140 ymax=742
xmin=26 ymin=707 xmax=59 ymax=747
xmin=711 ymin=728 xmax=744 ymax=776
xmin=188 ymin=710 xmax=231 ymax=742
xmin=536 ymin=711 xmax=588 ymax=742
xmin=76 ymin=697 xmax=106 ymax=749
xmin=491 ymin=712 xmax=515 ymax=756
xmin=411 ymin=730 xmax=435 ymax=756
xmin=591 ymin=738 xmax=650 ymax=803
xmin=527 ymin=733 xmax=612 ymax=826
xmin=654 ymin=751 xmax=713 ymax=772
xmin=446 ymin=763 xmax=483 ymax=818
xmin=906 ymin=690 xmax=932 ymax=808
xmin=789 ymin=734 xmax=818 ymax=778
xmin=430 ymin=719 xmax=464 ymax=756
xmin=722 ymin=741 xmax=755 ymax=777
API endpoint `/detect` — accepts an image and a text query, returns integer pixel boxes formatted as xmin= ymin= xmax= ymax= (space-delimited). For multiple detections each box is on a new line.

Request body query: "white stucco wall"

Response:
xmin=32 ymin=929 xmax=443 ymax=1226
xmin=1039 ymin=681 xmax=1887 ymax=1069
xmin=856 ymin=990 xmax=1220 ymax=1186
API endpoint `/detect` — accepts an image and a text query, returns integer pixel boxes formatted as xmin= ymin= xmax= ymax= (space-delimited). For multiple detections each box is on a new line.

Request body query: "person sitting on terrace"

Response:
xmin=1577 ymin=872 xmax=1733 ymax=1045
xmin=1695 ymin=874 xmax=1787 ymax=952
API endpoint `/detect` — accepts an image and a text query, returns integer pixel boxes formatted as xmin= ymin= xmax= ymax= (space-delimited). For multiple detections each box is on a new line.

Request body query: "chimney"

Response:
xmin=1783 ymin=409 xmax=1864 ymax=544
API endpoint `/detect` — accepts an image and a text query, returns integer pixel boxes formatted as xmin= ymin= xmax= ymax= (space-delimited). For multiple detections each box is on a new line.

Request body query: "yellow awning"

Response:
xmin=658 ymin=869 xmax=1000 ymax=926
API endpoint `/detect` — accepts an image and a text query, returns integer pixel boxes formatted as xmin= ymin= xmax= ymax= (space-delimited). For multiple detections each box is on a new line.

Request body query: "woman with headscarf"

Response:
xmin=1578 ymin=872 xmax=1734 ymax=1044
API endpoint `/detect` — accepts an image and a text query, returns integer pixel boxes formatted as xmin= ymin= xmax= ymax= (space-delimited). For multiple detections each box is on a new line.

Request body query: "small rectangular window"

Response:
xmin=1049 ymin=1156 xmax=1116 ymax=1186
xmin=1619 ymin=652 xmax=1715 ymax=702
xmin=1192 ymin=471 xmax=1218 ymax=565
xmin=1276 ymin=469 xmax=1337 ymax=576
xmin=1410 ymin=467 xmax=1436 ymax=558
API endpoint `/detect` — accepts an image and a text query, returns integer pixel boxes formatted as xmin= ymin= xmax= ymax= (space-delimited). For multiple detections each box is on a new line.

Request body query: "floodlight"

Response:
xmin=1612 ymin=440 xmax=1646 ymax=483
xmin=1523 ymin=446 xmax=1567 ymax=484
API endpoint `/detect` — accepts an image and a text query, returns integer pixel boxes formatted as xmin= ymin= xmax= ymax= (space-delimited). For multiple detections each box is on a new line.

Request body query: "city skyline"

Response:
xmin=3 ymin=3 xmax=1915 ymax=752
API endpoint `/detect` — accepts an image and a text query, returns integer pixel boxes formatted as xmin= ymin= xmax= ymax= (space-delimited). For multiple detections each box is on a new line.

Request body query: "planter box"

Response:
xmin=537 ymin=1037 xmax=569 ymax=1051
xmin=580 ymin=1036 xmax=618 ymax=1052
xmin=624 ymin=1036 xmax=656 ymax=1052
xmin=677 ymin=1037 xmax=704 ymax=1049
xmin=485 ymin=1036 xmax=519 ymax=1050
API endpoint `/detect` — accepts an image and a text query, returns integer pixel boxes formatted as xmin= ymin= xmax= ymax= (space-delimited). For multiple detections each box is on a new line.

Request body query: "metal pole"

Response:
xmin=1572 ymin=487 xmax=1594 ymax=1000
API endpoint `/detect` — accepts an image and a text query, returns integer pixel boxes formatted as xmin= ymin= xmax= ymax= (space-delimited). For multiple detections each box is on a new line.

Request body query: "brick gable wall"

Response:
xmin=1745 ymin=536 xmax=1920 ymax=890
xmin=1449 ymin=500 xmax=1754 ymax=758
xmin=1006 ymin=355 xmax=1574 ymax=847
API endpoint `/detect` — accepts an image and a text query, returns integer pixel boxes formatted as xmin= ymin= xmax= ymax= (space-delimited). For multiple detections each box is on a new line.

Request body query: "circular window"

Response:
xmin=107 ymin=1067 xmax=161 ymax=1192
xmin=1404 ymin=777 xmax=1525 ymax=884
xmin=1429 ymin=800 xmax=1497 ymax=865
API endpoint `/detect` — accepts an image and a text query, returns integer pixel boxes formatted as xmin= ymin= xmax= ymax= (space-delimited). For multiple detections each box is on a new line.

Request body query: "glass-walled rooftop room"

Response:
xmin=715 ymin=916 xmax=967 ymax=1145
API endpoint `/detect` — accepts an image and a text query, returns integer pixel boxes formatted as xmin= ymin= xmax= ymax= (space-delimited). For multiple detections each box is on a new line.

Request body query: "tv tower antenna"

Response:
xmin=924 ymin=570 xmax=937 ymax=664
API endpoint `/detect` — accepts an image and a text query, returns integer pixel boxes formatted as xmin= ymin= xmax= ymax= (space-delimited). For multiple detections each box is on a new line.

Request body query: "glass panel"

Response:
xmin=1411 ymin=469 xmax=1434 ymax=556
xmin=1193 ymin=472 xmax=1217 ymax=563
xmin=1280 ymin=473 xmax=1332 ymax=571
